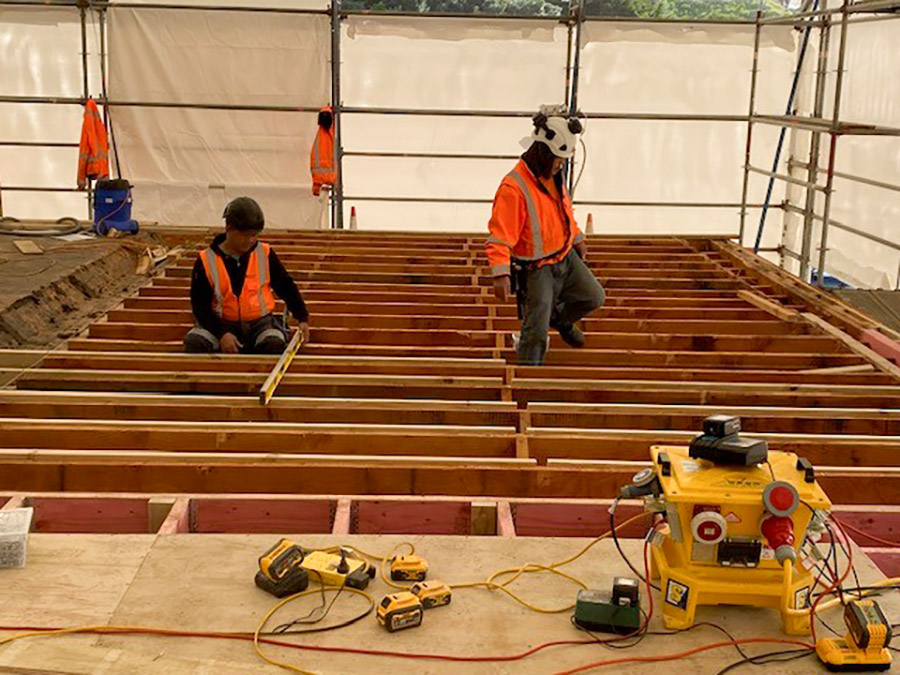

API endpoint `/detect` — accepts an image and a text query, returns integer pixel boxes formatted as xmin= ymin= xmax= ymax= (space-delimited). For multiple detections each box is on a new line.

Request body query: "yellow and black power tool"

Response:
xmin=255 ymin=539 xmax=309 ymax=598
xmin=255 ymin=538 xmax=375 ymax=597
xmin=816 ymin=599 xmax=893 ymax=671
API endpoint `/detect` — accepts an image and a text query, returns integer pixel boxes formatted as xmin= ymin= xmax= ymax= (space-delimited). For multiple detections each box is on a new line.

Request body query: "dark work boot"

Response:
xmin=556 ymin=322 xmax=586 ymax=348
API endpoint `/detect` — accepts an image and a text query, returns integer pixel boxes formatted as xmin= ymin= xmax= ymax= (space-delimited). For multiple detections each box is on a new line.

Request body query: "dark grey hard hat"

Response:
xmin=223 ymin=196 xmax=264 ymax=231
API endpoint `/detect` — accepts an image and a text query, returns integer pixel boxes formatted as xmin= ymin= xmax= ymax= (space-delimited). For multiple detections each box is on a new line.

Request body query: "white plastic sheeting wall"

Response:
xmin=340 ymin=18 xmax=796 ymax=240
xmin=575 ymin=22 xmax=795 ymax=243
xmin=0 ymin=7 xmax=101 ymax=220
xmin=341 ymin=17 xmax=567 ymax=233
xmin=817 ymin=20 xmax=898 ymax=289
xmin=107 ymin=5 xmax=331 ymax=229
xmin=2 ymin=6 xmax=897 ymax=289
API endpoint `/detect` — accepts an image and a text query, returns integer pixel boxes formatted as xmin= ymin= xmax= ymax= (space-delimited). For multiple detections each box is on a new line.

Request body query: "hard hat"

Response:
xmin=223 ymin=196 xmax=265 ymax=231
xmin=521 ymin=114 xmax=582 ymax=159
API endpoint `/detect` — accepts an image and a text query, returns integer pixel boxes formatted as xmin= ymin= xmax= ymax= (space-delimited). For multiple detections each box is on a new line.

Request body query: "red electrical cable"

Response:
xmin=0 ymin=624 xmax=600 ymax=664
xmin=835 ymin=519 xmax=900 ymax=548
xmin=808 ymin=514 xmax=856 ymax=643
xmin=553 ymin=637 xmax=815 ymax=675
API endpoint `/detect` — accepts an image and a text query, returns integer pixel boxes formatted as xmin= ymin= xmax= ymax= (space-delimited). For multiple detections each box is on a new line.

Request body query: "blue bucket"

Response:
xmin=94 ymin=179 xmax=139 ymax=235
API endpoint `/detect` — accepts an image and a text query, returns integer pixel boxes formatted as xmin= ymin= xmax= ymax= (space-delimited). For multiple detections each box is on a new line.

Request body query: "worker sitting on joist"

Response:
xmin=486 ymin=111 xmax=605 ymax=366
xmin=183 ymin=197 xmax=311 ymax=354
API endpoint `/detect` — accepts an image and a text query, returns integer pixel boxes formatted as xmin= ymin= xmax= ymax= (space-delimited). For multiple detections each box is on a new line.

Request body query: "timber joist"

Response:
xmin=3 ymin=232 xmax=900 ymax=504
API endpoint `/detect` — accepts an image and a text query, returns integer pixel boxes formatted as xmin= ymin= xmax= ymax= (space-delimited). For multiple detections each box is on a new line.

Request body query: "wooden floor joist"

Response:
xmin=3 ymin=232 xmax=899 ymax=513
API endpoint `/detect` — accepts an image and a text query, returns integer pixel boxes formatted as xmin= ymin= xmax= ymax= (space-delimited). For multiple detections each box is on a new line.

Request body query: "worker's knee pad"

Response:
xmin=183 ymin=327 xmax=218 ymax=353
xmin=255 ymin=328 xmax=286 ymax=355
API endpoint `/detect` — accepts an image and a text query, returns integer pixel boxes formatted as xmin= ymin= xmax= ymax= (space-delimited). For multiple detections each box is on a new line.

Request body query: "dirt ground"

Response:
xmin=0 ymin=229 xmax=173 ymax=349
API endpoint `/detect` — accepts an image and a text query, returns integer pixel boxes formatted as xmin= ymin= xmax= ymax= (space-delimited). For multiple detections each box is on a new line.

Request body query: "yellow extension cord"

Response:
xmin=253 ymin=586 xmax=376 ymax=675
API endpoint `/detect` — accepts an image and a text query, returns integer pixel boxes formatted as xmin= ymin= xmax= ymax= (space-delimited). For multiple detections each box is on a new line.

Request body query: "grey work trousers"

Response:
xmin=183 ymin=314 xmax=288 ymax=355
xmin=517 ymin=249 xmax=605 ymax=366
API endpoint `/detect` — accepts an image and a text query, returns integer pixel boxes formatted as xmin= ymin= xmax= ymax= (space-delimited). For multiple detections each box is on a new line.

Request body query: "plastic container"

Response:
xmin=93 ymin=179 xmax=139 ymax=236
xmin=0 ymin=507 xmax=34 ymax=569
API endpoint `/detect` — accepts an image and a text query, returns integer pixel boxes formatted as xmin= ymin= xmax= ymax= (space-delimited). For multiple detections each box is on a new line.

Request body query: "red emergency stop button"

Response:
xmin=691 ymin=511 xmax=727 ymax=545
xmin=763 ymin=481 xmax=799 ymax=517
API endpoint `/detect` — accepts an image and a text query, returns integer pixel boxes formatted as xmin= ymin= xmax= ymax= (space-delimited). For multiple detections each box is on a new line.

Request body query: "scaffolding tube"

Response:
xmin=788 ymin=160 xmax=900 ymax=193
xmin=784 ymin=203 xmax=900 ymax=253
xmin=816 ymin=0 xmax=851 ymax=287
xmin=738 ymin=12 xmax=762 ymax=245
xmin=752 ymin=0 xmax=818 ymax=254
xmin=746 ymin=165 xmax=827 ymax=191
xmin=330 ymin=0 xmax=343 ymax=229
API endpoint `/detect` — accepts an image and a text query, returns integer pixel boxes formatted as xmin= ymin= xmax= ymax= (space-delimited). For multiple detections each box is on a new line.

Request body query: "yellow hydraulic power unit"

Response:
xmin=377 ymin=592 xmax=424 ymax=632
xmin=816 ymin=599 xmax=892 ymax=671
xmin=620 ymin=415 xmax=831 ymax=635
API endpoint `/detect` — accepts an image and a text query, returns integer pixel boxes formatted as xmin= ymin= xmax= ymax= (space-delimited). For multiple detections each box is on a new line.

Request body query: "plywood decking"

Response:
xmin=0 ymin=533 xmax=894 ymax=674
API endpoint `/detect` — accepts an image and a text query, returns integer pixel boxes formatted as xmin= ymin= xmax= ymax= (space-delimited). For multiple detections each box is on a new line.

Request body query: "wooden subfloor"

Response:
xmin=1 ymin=533 xmax=893 ymax=674
xmin=1 ymin=232 xmax=899 ymax=502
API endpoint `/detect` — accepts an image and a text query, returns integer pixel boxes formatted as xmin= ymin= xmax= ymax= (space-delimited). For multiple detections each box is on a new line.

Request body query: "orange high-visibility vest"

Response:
xmin=310 ymin=106 xmax=336 ymax=196
xmin=77 ymin=98 xmax=110 ymax=189
xmin=199 ymin=243 xmax=276 ymax=323
xmin=485 ymin=159 xmax=583 ymax=277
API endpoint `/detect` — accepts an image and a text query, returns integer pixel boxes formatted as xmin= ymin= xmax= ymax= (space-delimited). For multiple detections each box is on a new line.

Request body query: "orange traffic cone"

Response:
xmin=349 ymin=206 xmax=358 ymax=230
xmin=586 ymin=213 xmax=594 ymax=235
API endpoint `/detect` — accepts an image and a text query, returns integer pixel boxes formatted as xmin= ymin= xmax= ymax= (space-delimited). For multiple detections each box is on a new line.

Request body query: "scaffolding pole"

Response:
xmin=799 ymin=1 xmax=831 ymax=282
xmin=567 ymin=0 xmax=583 ymax=195
xmin=815 ymin=0 xmax=851 ymax=288
xmin=331 ymin=0 xmax=343 ymax=230
xmin=78 ymin=0 xmax=92 ymax=219
xmin=738 ymin=12 xmax=762 ymax=246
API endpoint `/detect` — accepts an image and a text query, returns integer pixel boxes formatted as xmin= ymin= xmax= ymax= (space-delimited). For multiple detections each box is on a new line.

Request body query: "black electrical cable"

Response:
xmin=824 ymin=585 xmax=900 ymax=595
xmin=571 ymin=616 xmax=754 ymax=661
xmin=713 ymin=648 xmax=814 ymax=675
xmin=269 ymin=600 xmax=372 ymax=637
xmin=827 ymin=519 xmax=863 ymax=601
xmin=271 ymin=572 xmax=332 ymax=633
xmin=262 ymin=577 xmax=373 ymax=637
xmin=609 ymin=498 xmax=660 ymax=591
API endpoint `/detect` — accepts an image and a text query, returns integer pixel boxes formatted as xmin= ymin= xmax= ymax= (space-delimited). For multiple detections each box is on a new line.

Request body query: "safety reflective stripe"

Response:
xmin=312 ymin=138 xmax=324 ymax=171
xmin=311 ymin=136 xmax=333 ymax=175
xmin=487 ymin=234 xmax=513 ymax=248
xmin=256 ymin=245 xmax=270 ymax=317
xmin=203 ymin=248 xmax=224 ymax=317
xmin=491 ymin=264 xmax=511 ymax=276
xmin=507 ymin=169 xmax=544 ymax=260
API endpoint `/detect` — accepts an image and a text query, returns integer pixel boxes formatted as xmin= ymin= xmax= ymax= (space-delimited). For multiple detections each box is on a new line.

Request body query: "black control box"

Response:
xmin=689 ymin=415 xmax=768 ymax=466
xmin=702 ymin=415 xmax=742 ymax=438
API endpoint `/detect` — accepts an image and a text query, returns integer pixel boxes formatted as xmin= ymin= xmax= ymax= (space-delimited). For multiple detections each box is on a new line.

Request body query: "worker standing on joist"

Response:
xmin=486 ymin=110 xmax=605 ymax=366
xmin=184 ymin=197 xmax=311 ymax=354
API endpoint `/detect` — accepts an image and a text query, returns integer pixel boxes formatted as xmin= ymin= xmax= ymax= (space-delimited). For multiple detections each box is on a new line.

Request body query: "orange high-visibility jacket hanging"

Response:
xmin=77 ymin=98 xmax=110 ymax=189
xmin=199 ymin=243 xmax=276 ymax=323
xmin=310 ymin=105 xmax=336 ymax=196
xmin=485 ymin=159 xmax=584 ymax=277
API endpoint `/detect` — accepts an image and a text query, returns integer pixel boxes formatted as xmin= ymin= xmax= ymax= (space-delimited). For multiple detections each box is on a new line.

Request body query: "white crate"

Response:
xmin=0 ymin=507 xmax=34 ymax=569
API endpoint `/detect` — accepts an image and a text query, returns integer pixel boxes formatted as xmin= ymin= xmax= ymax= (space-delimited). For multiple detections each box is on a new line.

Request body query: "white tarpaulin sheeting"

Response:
xmin=779 ymin=20 xmax=900 ymax=289
xmin=575 ymin=23 xmax=795 ymax=242
xmin=0 ymin=7 xmax=100 ymax=220
xmin=340 ymin=18 xmax=796 ymax=241
xmin=107 ymin=6 xmax=331 ymax=229
xmin=2 ymin=5 xmax=897 ymax=288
